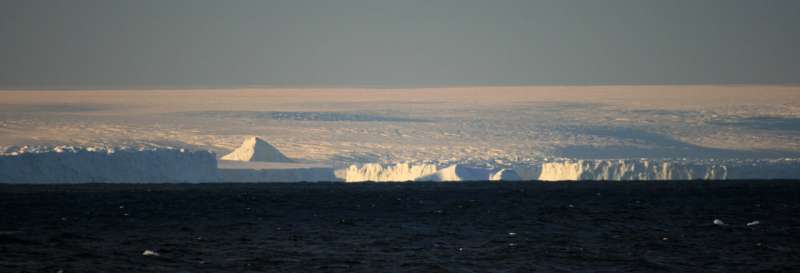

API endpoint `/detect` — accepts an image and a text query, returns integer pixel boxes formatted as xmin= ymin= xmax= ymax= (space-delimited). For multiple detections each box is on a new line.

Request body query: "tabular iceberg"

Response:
xmin=341 ymin=163 xmax=521 ymax=182
xmin=534 ymin=159 xmax=800 ymax=181
xmin=0 ymin=146 xmax=218 ymax=183
xmin=338 ymin=159 xmax=800 ymax=182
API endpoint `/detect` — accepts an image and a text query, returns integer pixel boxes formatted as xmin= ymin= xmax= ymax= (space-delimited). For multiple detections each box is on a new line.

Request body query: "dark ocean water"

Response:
xmin=1 ymin=181 xmax=799 ymax=273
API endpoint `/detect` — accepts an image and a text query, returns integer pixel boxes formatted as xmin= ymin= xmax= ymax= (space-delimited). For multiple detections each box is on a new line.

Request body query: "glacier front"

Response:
xmin=533 ymin=159 xmax=800 ymax=181
xmin=0 ymin=146 xmax=218 ymax=183
xmin=338 ymin=159 xmax=800 ymax=182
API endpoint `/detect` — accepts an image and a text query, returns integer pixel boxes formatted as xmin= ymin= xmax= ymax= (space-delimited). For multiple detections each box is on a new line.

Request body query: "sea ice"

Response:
xmin=142 ymin=250 xmax=160 ymax=257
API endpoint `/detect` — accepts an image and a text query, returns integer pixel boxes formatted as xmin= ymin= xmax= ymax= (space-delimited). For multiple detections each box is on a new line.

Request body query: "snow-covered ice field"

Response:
xmin=1 ymin=86 xmax=799 ymax=181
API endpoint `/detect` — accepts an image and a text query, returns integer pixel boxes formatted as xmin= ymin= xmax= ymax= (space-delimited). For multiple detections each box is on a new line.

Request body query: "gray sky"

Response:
xmin=1 ymin=0 xmax=798 ymax=88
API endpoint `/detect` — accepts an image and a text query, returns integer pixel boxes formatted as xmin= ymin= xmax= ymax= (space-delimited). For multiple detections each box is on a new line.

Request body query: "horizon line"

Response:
xmin=2 ymin=83 xmax=799 ymax=91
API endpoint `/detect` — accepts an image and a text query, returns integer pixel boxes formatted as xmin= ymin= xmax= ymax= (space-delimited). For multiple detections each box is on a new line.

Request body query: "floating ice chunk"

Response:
xmin=746 ymin=220 xmax=760 ymax=227
xmin=344 ymin=162 xmax=438 ymax=182
xmin=416 ymin=164 xmax=496 ymax=182
xmin=142 ymin=250 xmax=160 ymax=257
xmin=713 ymin=219 xmax=727 ymax=226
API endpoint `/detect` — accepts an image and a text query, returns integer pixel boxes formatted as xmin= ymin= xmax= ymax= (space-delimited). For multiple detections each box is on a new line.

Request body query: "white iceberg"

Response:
xmin=221 ymin=136 xmax=293 ymax=163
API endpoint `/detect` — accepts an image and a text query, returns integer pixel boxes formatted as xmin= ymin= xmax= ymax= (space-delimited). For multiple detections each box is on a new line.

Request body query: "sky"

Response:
xmin=1 ymin=0 xmax=798 ymax=88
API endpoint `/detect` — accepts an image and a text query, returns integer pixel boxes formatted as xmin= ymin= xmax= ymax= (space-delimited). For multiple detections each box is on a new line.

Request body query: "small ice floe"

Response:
xmin=746 ymin=220 xmax=761 ymax=227
xmin=142 ymin=250 xmax=160 ymax=257
xmin=713 ymin=219 xmax=727 ymax=226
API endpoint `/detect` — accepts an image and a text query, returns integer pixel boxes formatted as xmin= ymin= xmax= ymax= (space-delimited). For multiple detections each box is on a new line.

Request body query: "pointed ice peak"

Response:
xmin=221 ymin=136 xmax=293 ymax=163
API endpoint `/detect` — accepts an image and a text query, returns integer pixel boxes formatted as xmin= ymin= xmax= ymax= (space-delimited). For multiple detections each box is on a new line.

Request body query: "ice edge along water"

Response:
xmin=2 ymin=141 xmax=800 ymax=183
xmin=0 ymin=146 xmax=218 ymax=183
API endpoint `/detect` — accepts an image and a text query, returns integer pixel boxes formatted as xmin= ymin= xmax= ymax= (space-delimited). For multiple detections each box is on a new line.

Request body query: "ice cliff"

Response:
xmin=339 ymin=159 xmax=800 ymax=182
xmin=0 ymin=146 xmax=218 ymax=183
xmin=416 ymin=165 xmax=522 ymax=182
xmin=533 ymin=159 xmax=800 ymax=181
xmin=342 ymin=163 xmax=439 ymax=182
xmin=340 ymin=163 xmax=521 ymax=182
